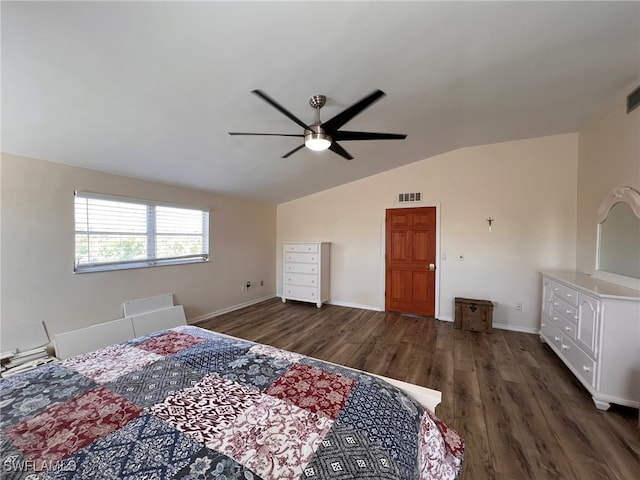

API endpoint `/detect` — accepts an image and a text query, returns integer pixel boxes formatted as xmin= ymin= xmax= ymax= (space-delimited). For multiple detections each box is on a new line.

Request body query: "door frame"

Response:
xmin=380 ymin=203 xmax=441 ymax=318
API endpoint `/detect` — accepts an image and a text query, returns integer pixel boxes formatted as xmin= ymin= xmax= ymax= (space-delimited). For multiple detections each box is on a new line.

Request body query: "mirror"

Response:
xmin=595 ymin=186 xmax=640 ymax=286
xmin=598 ymin=202 xmax=640 ymax=278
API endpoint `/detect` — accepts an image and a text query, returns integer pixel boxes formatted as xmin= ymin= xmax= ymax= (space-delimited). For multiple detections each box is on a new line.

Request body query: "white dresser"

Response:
xmin=282 ymin=242 xmax=330 ymax=308
xmin=540 ymin=271 xmax=640 ymax=410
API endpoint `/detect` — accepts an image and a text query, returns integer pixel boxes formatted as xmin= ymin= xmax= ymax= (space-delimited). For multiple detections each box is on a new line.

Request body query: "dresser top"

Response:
xmin=282 ymin=241 xmax=330 ymax=244
xmin=542 ymin=271 xmax=640 ymax=300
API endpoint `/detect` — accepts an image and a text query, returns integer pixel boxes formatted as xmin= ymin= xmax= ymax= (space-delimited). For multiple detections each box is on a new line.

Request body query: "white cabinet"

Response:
xmin=540 ymin=271 xmax=640 ymax=410
xmin=282 ymin=242 xmax=330 ymax=308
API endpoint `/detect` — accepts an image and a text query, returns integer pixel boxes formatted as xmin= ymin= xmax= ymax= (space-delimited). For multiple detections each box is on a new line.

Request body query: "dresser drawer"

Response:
xmin=542 ymin=322 xmax=594 ymax=388
xmin=552 ymin=296 xmax=578 ymax=325
xmin=284 ymin=244 xmax=319 ymax=253
xmin=283 ymin=285 xmax=318 ymax=300
xmin=557 ymin=316 xmax=576 ymax=340
xmin=552 ymin=281 xmax=578 ymax=306
xmin=283 ymin=273 xmax=318 ymax=287
xmin=284 ymin=252 xmax=318 ymax=264
xmin=541 ymin=320 xmax=563 ymax=347
xmin=562 ymin=338 xmax=596 ymax=388
xmin=284 ymin=262 xmax=318 ymax=274
xmin=549 ymin=310 xmax=563 ymax=329
xmin=549 ymin=309 xmax=574 ymax=336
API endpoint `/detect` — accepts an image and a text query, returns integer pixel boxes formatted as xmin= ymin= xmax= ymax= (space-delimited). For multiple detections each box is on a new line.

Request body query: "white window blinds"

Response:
xmin=74 ymin=191 xmax=209 ymax=273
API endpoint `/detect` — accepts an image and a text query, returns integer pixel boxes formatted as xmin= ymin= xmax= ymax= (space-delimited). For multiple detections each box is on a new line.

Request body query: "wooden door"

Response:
xmin=385 ymin=207 xmax=436 ymax=316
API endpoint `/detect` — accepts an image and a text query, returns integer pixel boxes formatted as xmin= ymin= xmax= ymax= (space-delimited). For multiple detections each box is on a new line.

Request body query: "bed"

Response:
xmin=0 ymin=325 xmax=463 ymax=479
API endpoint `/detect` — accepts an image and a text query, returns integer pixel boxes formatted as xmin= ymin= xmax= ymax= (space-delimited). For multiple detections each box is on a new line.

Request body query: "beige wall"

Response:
xmin=4 ymin=83 xmax=633 ymax=343
xmin=1 ymin=154 xmax=276 ymax=338
xmin=277 ymin=134 xmax=579 ymax=332
xmin=576 ymin=82 xmax=640 ymax=274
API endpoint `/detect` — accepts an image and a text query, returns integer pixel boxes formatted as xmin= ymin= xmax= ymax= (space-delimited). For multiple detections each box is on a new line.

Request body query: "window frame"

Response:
xmin=74 ymin=191 xmax=210 ymax=273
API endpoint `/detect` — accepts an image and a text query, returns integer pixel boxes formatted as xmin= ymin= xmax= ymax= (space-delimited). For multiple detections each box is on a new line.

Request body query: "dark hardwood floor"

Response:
xmin=198 ymin=298 xmax=640 ymax=480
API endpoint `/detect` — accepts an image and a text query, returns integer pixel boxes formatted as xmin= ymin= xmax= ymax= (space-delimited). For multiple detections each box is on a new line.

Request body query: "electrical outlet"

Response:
xmin=516 ymin=302 xmax=523 ymax=311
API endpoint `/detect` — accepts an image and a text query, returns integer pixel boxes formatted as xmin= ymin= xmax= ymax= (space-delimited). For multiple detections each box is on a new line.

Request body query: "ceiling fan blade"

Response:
xmin=328 ymin=142 xmax=354 ymax=160
xmin=333 ymin=131 xmax=407 ymax=141
xmin=229 ymin=132 xmax=304 ymax=137
xmin=282 ymin=144 xmax=306 ymax=158
xmin=252 ymin=90 xmax=310 ymax=130
xmin=323 ymin=90 xmax=386 ymax=132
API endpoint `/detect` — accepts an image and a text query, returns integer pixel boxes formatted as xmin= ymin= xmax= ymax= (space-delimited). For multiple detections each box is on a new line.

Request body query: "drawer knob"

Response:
xmin=566 ymin=294 xmax=572 ymax=298
xmin=561 ymin=344 xmax=569 ymax=350
xmin=582 ymin=366 xmax=591 ymax=372
xmin=553 ymin=316 xmax=559 ymax=321
xmin=541 ymin=323 xmax=546 ymax=327
xmin=554 ymin=288 xmax=559 ymax=291
xmin=566 ymin=310 xmax=572 ymax=314
xmin=554 ymin=336 xmax=561 ymax=342
xmin=564 ymin=327 xmax=571 ymax=332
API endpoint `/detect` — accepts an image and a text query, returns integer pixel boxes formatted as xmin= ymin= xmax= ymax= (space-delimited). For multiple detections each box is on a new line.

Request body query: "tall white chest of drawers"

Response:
xmin=540 ymin=271 xmax=640 ymax=410
xmin=282 ymin=242 xmax=331 ymax=308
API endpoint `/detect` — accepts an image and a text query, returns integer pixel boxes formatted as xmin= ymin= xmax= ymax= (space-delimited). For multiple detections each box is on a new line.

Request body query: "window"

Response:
xmin=74 ymin=191 xmax=209 ymax=273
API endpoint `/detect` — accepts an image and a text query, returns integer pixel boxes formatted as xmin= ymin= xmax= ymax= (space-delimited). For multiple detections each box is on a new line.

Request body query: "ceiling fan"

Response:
xmin=229 ymin=89 xmax=407 ymax=160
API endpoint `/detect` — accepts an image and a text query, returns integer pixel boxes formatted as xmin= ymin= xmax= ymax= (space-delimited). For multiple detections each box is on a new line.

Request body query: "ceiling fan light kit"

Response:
xmin=304 ymin=134 xmax=332 ymax=151
xmin=304 ymin=128 xmax=332 ymax=152
xmin=229 ymin=89 xmax=406 ymax=160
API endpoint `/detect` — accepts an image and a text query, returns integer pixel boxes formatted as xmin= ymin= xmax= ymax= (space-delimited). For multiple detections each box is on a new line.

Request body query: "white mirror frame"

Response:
xmin=593 ymin=186 xmax=640 ymax=289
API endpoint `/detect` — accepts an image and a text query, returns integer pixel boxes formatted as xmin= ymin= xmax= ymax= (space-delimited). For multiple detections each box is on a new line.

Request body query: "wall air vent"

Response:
xmin=398 ymin=192 xmax=422 ymax=203
xmin=627 ymin=85 xmax=640 ymax=114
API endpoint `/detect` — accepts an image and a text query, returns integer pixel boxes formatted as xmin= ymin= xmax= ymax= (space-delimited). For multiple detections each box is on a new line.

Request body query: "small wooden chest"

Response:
xmin=454 ymin=297 xmax=493 ymax=333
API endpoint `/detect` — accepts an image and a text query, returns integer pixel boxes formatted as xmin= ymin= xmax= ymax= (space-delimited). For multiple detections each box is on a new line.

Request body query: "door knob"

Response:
xmin=428 ymin=263 xmax=436 ymax=271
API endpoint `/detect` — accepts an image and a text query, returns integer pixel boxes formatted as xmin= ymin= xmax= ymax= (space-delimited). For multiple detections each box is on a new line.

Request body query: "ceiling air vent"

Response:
xmin=627 ymin=85 xmax=640 ymax=114
xmin=398 ymin=192 xmax=422 ymax=203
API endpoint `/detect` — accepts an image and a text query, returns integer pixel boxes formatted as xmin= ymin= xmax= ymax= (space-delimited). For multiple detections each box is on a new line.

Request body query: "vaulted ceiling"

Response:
xmin=2 ymin=1 xmax=639 ymax=203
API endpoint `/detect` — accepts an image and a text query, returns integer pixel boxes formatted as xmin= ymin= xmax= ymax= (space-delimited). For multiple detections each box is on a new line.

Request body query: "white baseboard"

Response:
xmin=437 ymin=314 xmax=537 ymax=333
xmin=327 ymin=300 xmax=383 ymax=311
xmin=492 ymin=322 xmax=539 ymax=334
xmin=189 ymin=294 xmax=277 ymax=325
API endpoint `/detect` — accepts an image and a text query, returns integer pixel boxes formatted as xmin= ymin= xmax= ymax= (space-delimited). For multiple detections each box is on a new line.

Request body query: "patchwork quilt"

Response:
xmin=0 ymin=326 xmax=463 ymax=479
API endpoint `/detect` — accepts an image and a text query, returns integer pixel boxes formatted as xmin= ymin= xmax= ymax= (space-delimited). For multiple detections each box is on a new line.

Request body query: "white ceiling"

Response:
xmin=2 ymin=1 xmax=639 ymax=204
